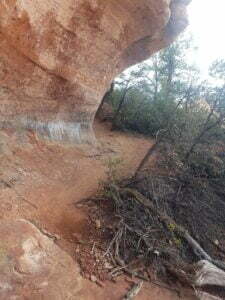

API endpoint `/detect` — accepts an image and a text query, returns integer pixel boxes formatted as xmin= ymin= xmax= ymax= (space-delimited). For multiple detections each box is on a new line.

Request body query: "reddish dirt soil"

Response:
xmin=0 ymin=120 xmax=196 ymax=299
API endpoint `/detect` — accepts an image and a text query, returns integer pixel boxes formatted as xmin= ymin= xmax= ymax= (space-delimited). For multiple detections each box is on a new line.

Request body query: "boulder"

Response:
xmin=0 ymin=219 xmax=82 ymax=300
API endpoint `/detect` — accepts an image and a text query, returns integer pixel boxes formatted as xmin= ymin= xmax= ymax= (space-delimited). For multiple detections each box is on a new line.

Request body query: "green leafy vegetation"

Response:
xmin=99 ymin=33 xmax=225 ymax=179
xmin=94 ymin=34 xmax=225 ymax=289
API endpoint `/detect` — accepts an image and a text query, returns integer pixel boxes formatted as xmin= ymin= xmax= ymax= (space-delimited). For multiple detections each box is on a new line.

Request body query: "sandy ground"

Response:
xmin=0 ymin=120 xmax=196 ymax=299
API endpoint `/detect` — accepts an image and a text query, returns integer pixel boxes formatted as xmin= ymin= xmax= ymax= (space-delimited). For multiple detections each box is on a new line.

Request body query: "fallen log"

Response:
xmin=123 ymin=281 xmax=143 ymax=300
xmin=108 ymin=185 xmax=225 ymax=299
xmin=117 ymin=186 xmax=225 ymax=271
xmin=195 ymin=260 xmax=225 ymax=288
xmin=196 ymin=292 xmax=222 ymax=300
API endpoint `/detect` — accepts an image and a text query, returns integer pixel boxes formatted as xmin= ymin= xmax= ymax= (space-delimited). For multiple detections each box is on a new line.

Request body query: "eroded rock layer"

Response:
xmin=0 ymin=0 xmax=190 ymax=142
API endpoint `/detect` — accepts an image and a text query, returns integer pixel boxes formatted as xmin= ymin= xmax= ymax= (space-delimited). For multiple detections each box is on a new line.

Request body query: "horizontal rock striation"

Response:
xmin=0 ymin=0 xmax=190 ymax=143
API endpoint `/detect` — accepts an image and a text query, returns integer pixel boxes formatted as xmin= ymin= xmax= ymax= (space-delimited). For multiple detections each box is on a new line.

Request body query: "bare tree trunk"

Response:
xmin=164 ymin=53 xmax=175 ymax=100
xmin=134 ymin=94 xmax=187 ymax=178
xmin=134 ymin=140 xmax=160 ymax=177
xmin=185 ymin=118 xmax=223 ymax=162
xmin=96 ymin=81 xmax=114 ymax=118
xmin=185 ymin=99 xmax=224 ymax=162
xmin=111 ymin=82 xmax=130 ymax=130
xmin=153 ymin=56 xmax=159 ymax=102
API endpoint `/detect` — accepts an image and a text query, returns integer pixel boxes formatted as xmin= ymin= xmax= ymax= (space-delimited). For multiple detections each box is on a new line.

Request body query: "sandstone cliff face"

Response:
xmin=0 ymin=0 xmax=190 ymax=143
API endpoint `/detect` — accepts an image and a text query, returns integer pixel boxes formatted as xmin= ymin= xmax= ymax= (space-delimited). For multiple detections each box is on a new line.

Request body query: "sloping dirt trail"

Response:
xmin=0 ymin=120 xmax=153 ymax=238
xmin=0 ymin=120 xmax=195 ymax=299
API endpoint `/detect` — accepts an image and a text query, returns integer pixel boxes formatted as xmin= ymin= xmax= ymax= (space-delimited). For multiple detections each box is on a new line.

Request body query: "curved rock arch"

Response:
xmin=0 ymin=0 xmax=190 ymax=143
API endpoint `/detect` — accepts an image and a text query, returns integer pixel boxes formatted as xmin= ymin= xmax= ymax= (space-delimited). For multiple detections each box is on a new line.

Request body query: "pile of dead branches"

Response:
xmin=100 ymin=172 xmax=225 ymax=299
